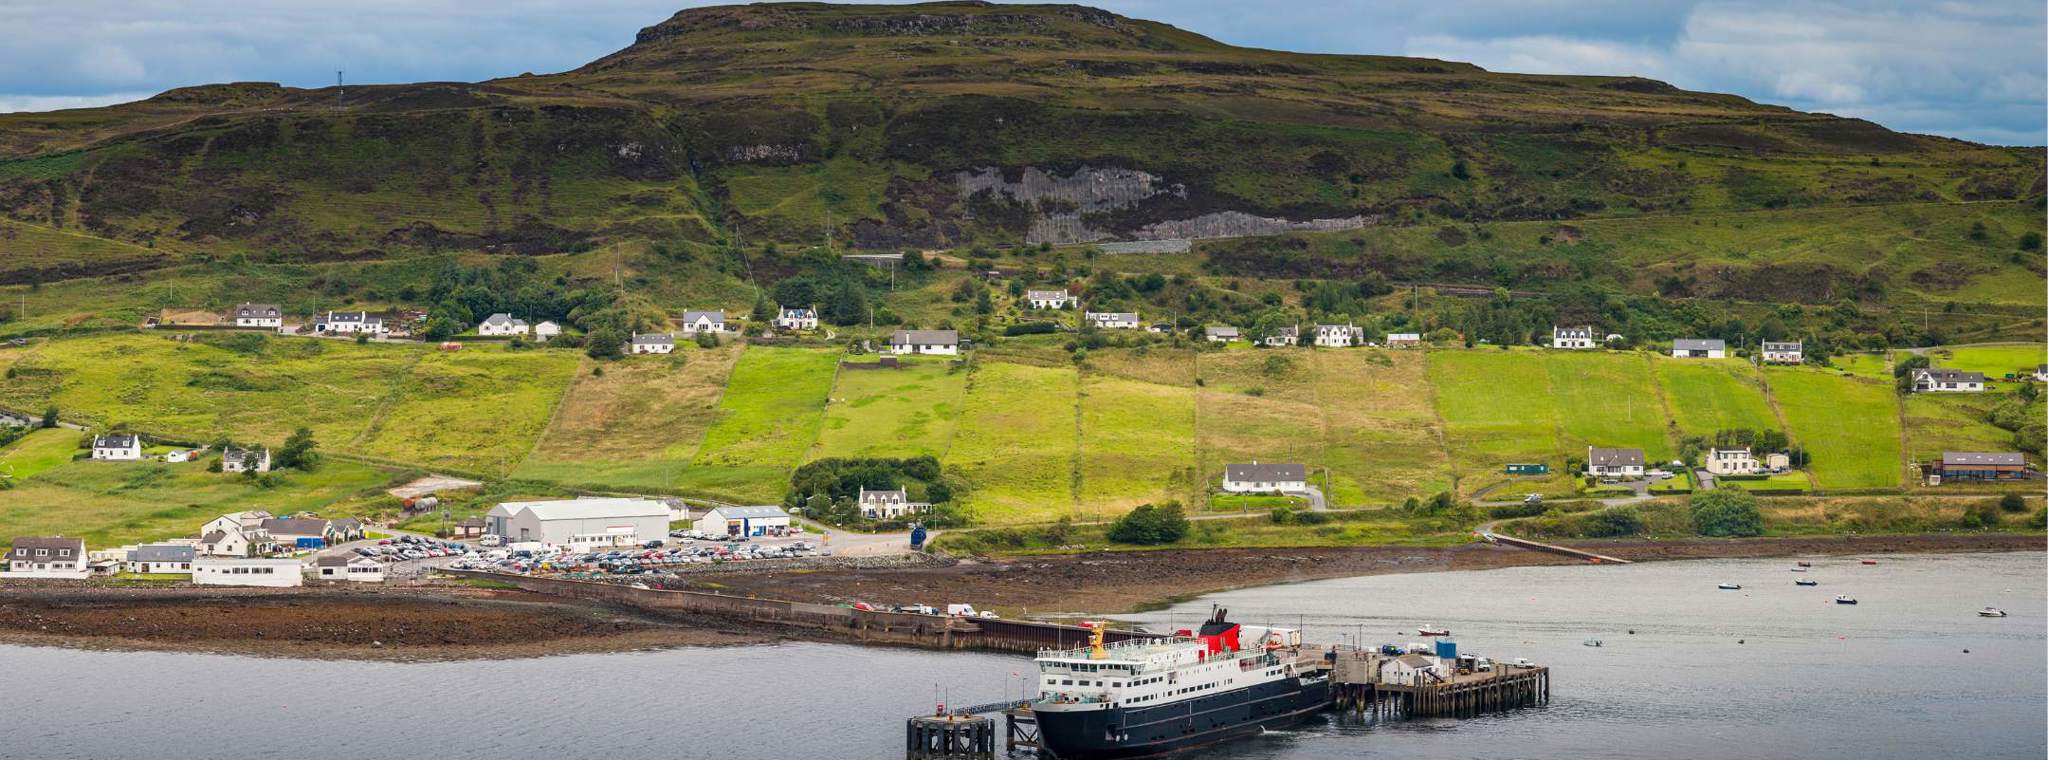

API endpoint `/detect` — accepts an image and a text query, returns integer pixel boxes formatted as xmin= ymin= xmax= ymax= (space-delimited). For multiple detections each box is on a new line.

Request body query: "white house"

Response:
xmin=857 ymin=488 xmax=929 ymax=520
xmin=680 ymin=310 xmax=727 ymax=335
xmin=222 ymin=446 xmax=271 ymax=474
xmin=1551 ymin=326 xmax=1596 ymax=350
xmin=1671 ymin=338 xmax=1725 ymax=359
xmin=313 ymin=311 xmax=387 ymax=335
xmin=1262 ymin=325 xmax=1299 ymax=347
xmin=125 ymin=544 xmax=196 ymax=575
xmin=1911 ymin=368 xmax=1985 ymax=393
xmin=1384 ymin=332 xmax=1421 ymax=348
xmin=628 ymin=333 xmax=675 ymax=355
xmin=163 ymin=449 xmax=197 ymax=464
xmin=485 ymin=497 xmax=672 ymax=548
xmin=5 ymin=536 xmax=89 ymax=579
xmin=478 ymin=313 xmax=530 ymax=337
xmin=533 ymin=321 xmax=562 ymax=342
xmin=1086 ymin=312 xmax=1140 ymax=330
xmin=1704 ymin=447 xmax=1762 ymax=476
xmin=1204 ymin=325 xmax=1240 ymax=343
xmin=1025 ymin=289 xmax=1072 ymax=310
xmin=1379 ymin=654 xmax=1445 ymax=686
xmin=310 ymin=554 xmax=386 ymax=583
xmin=202 ymin=510 xmax=271 ymax=537
xmin=694 ymin=505 xmax=793 ymax=537
xmin=1760 ymin=341 xmax=1803 ymax=365
xmin=233 ymin=303 xmax=283 ymax=328
xmin=890 ymin=329 xmax=960 ymax=356
xmin=92 ymin=434 xmax=143 ymax=461
xmin=193 ymin=557 xmax=304 ymax=587
xmin=1314 ymin=324 xmax=1364 ymax=348
xmin=776 ymin=306 xmax=819 ymax=331
xmin=1222 ymin=462 xmax=1308 ymax=494
xmin=2032 ymin=364 xmax=2047 ymax=383
xmin=1586 ymin=447 xmax=1646 ymax=479
xmin=262 ymin=517 xmax=335 ymax=549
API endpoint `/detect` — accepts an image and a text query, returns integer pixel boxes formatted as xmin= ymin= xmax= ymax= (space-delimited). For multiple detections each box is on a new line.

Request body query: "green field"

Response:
xmin=1078 ymin=350 xmax=1197 ymax=512
xmin=514 ymin=345 xmax=739 ymax=491
xmin=1919 ymin=344 xmax=2045 ymax=388
xmin=1766 ymin=366 xmax=1903 ymax=489
xmin=949 ymin=360 xmax=1080 ymax=523
xmin=1195 ymin=350 xmax=1336 ymax=506
xmin=812 ymin=357 xmax=969 ymax=460
xmin=1901 ymin=394 xmax=2017 ymax=461
xmin=686 ymin=346 xmax=839 ymax=501
xmin=0 ymin=456 xmax=388 ymax=547
xmin=0 ymin=428 xmax=86 ymax=481
xmin=355 ymin=348 xmax=582 ymax=474
xmin=1311 ymin=350 xmax=1452 ymax=504
xmin=1428 ymin=349 xmax=1563 ymax=484
xmin=1652 ymin=358 xmax=1781 ymax=435
xmin=1544 ymin=351 xmax=1673 ymax=460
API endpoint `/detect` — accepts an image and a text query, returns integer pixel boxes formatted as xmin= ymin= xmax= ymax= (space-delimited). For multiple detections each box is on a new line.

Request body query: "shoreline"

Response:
xmin=1 ymin=533 xmax=2038 ymax=660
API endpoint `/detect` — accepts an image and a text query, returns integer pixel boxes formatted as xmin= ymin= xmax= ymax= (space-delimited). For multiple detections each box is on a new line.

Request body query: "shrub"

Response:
xmin=1999 ymin=493 xmax=2027 ymax=512
xmin=1581 ymin=506 xmax=1645 ymax=537
xmin=1107 ymin=502 xmax=1190 ymax=545
xmin=1003 ymin=322 xmax=1058 ymax=336
xmin=1689 ymin=489 xmax=1762 ymax=537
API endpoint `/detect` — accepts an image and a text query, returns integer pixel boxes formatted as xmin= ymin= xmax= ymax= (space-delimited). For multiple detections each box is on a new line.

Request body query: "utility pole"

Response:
xmin=335 ymin=69 xmax=345 ymax=109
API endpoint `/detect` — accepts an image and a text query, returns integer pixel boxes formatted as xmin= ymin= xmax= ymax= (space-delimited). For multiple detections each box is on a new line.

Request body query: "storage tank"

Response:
xmin=1435 ymin=639 xmax=1458 ymax=660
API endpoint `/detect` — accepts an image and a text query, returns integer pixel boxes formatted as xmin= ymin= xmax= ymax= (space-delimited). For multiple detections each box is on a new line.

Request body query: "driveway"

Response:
xmin=1283 ymin=486 xmax=1327 ymax=511
xmin=1692 ymin=469 xmax=1718 ymax=491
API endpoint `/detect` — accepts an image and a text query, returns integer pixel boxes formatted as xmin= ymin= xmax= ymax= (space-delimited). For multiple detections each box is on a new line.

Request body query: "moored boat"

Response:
xmin=1795 ymin=579 xmax=1818 ymax=587
xmin=1861 ymin=560 xmax=1878 ymax=565
xmin=1790 ymin=566 xmax=1807 ymax=573
xmin=1796 ymin=561 xmax=1812 ymax=568
xmin=1978 ymin=607 xmax=2007 ymax=618
xmin=1835 ymin=595 xmax=1858 ymax=605
xmin=1417 ymin=625 xmax=1450 ymax=637
xmin=1717 ymin=583 xmax=1742 ymax=590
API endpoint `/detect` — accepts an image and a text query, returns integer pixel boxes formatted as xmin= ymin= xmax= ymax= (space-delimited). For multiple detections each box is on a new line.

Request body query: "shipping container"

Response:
xmin=1435 ymin=639 xmax=1458 ymax=660
xmin=1505 ymin=463 xmax=1549 ymax=475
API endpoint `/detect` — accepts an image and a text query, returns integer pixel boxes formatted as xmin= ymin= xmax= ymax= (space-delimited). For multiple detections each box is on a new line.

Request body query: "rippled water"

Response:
xmin=0 ymin=552 xmax=2039 ymax=759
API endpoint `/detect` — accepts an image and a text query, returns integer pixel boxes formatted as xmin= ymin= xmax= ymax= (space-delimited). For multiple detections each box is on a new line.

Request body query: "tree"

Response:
xmin=586 ymin=327 xmax=626 ymax=359
xmin=39 ymin=406 xmax=58 ymax=429
xmin=275 ymin=427 xmax=321 ymax=471
xmin=1893 ymin=354 xmax=1929 ymax=393
xmin=1107 ymin=502 xmax=1190 ymax=545
xmin=2021 ymin=230 xmax=2043 ymax=252
xmin=750 ymin=294 xmax=775 ymax=322
xmin=1689 ymin=489 xmax=1762 ymax=537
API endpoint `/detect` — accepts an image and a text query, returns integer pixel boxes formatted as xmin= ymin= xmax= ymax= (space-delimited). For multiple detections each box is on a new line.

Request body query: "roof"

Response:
xmin=260 ymin=517 xmax=329 ymax=537
xmin=1941 ymin=452 xmax=2026 ymax=466
xmin=1587 ymin=447 xmax=1646 ymax=467
xmin=891 ymin=329 xmax=959 ymax=346
xmin=779 ymin=306 xmax=816 ymax=317
xmin=1088 ymin=312 xmax=1139 ymax=321
xmin=1916 ymin=368 xmax=1986 ymax=383
xmin=704 ymin=505 xmax=791 ymax=520
xmin=1385 ymin=332 xmax=1420 ymax=340
xmin=315 ymin=553 xmax=380 ymax=567
xmin=94 ymin=434 xmax=139 ymax=448
xmin=1271 ymin=325 xmax=1298 ymax=337
xmin=330 ymin=518 xmax=362 ymax=530
xmin=683 ymin=310 xmax=725 ymax=323
xmin=200 ymin=530 xmax=230 ymax=543
xmin=1553 ymin=325 xmax=1593 ymax=338
xmin=10 ymin=536 xmax=83 ymax=553
xmin=490 ymin=497 xmax=672 ymax=521
xmin=1205 ymin=325 xmax=1239 ymax=338
xmin=128 ymin=544 xmax=195 ymax=563
xmin=630 ymin=332 xmax=675 ymax=345
xmin=1761 ymin=341 xmax=1802 ymax=351
xmin=481 ymin=313 xmax=527 ymax=328
xmin=1224 ymin=463 xmax=1307 ymax=482
xmin=1673 ymin=338 xmax=1725 ymax=351
xmin=235 ymin=303 xmax=281 ymax=317
xmin=223 ymin=446 xmax=265 ymax=463
xmin=1025 ymin=289 xmax=1068 ymax=298
xmin=535 ymin=320 xmax=560 ymax=331
xmin=859 ymin=489 xmax=907 ymax=503
xmin=1392 ymin=654 xmax=1436 ymax=669
xmin=457 ymin=516 xmax=487 ymax=527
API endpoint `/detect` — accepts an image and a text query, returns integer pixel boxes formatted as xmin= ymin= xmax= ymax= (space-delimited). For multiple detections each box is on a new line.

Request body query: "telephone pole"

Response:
xmin=335 ymin=69 xmax=345 ymax=109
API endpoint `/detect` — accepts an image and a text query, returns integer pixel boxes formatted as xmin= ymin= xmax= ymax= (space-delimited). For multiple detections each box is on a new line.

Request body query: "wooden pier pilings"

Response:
xmin=1331 ymin=658 xmax=1549 ymax=720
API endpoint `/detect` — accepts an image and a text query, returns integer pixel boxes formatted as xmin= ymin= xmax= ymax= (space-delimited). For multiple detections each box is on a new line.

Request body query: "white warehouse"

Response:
xmin=485 ymin=497 xmax=672 ymax=548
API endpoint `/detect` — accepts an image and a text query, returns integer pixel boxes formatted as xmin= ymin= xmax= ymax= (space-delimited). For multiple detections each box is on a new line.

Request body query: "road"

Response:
xmin=1284 ymin=486 xmax=1327 ymax=511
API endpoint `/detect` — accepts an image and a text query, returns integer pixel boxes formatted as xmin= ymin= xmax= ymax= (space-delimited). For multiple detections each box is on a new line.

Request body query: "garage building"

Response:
xmin=486 ymin=497 xmax=672 ymax=548
xmin=695 ymin=505 xmax=793 ymax=537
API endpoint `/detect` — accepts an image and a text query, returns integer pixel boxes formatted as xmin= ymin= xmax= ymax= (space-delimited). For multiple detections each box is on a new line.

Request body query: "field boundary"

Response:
xmin=349 ymin=350 xmax=429 ymax=450
xmin=1752 ymin=363 xmax=1822 ymax=492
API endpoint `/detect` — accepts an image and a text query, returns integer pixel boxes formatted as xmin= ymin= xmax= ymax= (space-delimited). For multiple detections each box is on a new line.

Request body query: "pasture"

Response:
xmin=1766 ymin=366 xmax=1903 ymax=489
xmin=515 ymin=345 xmax=739 ymax=491
xmin=686 ymin=346 xmax=839 ymax=501
xmin=1652 ymin=358 xmax=1780 ymax=435
xmin=811 ymin=357 xmax=969 ymax=460
xmin=948 ymin=360 xmax=1080 ymax=524
xmin=1078 ymin=349 xmax=1197 ymax=512
xmin=0 ymin=456 xmax=389 ymax=547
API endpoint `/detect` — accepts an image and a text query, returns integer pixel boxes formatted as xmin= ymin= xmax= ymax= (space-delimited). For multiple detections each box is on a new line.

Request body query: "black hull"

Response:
xmin=1035 ymin=676 xmax=1331 ymax=759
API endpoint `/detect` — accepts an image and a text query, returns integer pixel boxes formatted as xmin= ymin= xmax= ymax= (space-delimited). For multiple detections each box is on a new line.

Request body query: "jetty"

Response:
xmin=1328 ymin=645 xmax=1551 ymax=719
xmin=1481 ymin=531 xmax=1632 ymax=564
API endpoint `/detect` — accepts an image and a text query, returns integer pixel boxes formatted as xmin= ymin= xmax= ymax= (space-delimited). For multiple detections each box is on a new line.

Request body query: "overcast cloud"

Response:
xmin=1 ymin=0 xmax=2039 ymax=145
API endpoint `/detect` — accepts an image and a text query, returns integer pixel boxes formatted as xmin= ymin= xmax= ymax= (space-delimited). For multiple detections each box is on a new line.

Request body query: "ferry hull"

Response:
xmin=1035 ymin=676 xmax=1330 ymax=759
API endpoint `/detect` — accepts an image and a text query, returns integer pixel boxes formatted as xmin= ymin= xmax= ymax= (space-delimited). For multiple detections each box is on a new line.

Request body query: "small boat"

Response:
xmin=1978 ymin=608 xmax=2008 ymax=618
xmin=1795 ymin=579 xmax=1818 ymax=587
xmin=1860 ymin=560 xmax=1878 ymax=565
xmin=1717 ymin=583 xmax=1742 ymax=590
xmin=1790 ymin=567 xmax=1808 ymax=573
xmin=1796 ymin=561 xmax=1812 ymax=568
xmin=1835 ymin=595 xmax=1858 ymax=605
xmin=1417 ymin=625 xmax=1450 ymax=637
xmin=1582 ymin=638 xmax=1603 ymax=647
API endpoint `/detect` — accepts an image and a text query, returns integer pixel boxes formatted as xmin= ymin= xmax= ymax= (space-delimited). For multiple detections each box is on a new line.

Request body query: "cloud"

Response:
xmin=0 ymin=92 xmax=156 ymax=115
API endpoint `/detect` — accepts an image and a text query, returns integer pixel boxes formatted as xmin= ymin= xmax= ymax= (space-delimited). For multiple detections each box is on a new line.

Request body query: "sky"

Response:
xmin=1 ymin=0 xmax=2040 ymax=146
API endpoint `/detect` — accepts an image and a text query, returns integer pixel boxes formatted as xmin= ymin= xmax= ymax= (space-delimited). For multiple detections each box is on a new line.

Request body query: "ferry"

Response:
xmin=1031 ymin=608 xmax=1330 ymax=759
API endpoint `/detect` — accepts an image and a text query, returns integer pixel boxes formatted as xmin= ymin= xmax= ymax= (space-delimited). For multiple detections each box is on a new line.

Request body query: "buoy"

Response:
xmin=1963 ymin=649 xmax=1970 ymax=654
xmin=1737 ymin=639 xmax=1745 ymax=644
xmin=1627 ymin=629 xmax=1635 ymax=635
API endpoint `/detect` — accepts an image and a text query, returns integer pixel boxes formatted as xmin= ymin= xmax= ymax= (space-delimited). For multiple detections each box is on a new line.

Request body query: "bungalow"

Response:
xmin=1025 ymin=289 xmax=1072 ymax=310
xmin=313 ymin=311 xmax=386 ymax=335
xmin=628 ymin=332 xmax=675 ymax=355
xmin=6 ymin=536 xmax=88 ymax=579
xmin=222 ymin=446 xmax=271 ymax=474
xmin=693 ymin=505 xmax=793 ymax=538
xmin=1379 ymin=654 xmax=1445 ymax=686
xmin=92 ymin=434 xmax=143 ymax=461
xmin=1087 ymin=312 xmax=1141 ymax=330
xmin=1670 ymin=338 xmax=1725 ymax=359
xmin=233 ymin=303 xmax=283 ymax=328
xmin=857 ymin=488 xmax=930 ymax=520
xmin=1586 ymin=446 xmax=1646 ymax=479
xmin=1704 ymin=448 xmax=1761 ymax=476
xmin=125 ymin=543 xmax=195 ymax=575
xmin=1313 ymin=324 xmax=1364 ymax=348
xmin=1910 ymin=368 xmax=1985 ymax=393
xmin=1222 ymin=462 xmax=1307 ymax=494
xmin=1928 ymin=452 xmax=2031 ymax=482
xmin=261 ymin=517 xmax=334 ymax=549
xmin=1384 ymin=332 xmax=1421 ymax=349
xmin=890 ymin=329 xmax=960 ymax=356
xmin=311 ymin=554 xmax=386 ymax=583
xmin=1204 ymin=325 xmax=1241 ymax=343
xmin=477 ymin=313 xmax=529 ymax=337
xmin=776 ymin=306 xmax=819 ymax=331
xmin=1761 ymin=341 xmax=1804 ymax=365
xmin=533 ymin=321 xmax=561 ymax=342
xmin=680 ymin=310 xmax=727 ymax=335
xmin=1551 ymin=326 xmax=1596 ymax=350
xmin=1262 ymin=325 xmax=1299 ymax=347
xmin=193 ymin=557 xmax=304 ymax=587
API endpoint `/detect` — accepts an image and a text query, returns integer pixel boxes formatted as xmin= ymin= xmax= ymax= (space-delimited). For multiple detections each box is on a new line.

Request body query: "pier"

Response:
xmin=1328 ymin=646 xmax=1551 ymax=719
xmin=1482 ymin=531 xmax=1632 ymax=564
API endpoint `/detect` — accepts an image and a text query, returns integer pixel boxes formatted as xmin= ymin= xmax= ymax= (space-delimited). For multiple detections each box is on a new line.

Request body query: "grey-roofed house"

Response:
xmin=222 ymin=446 xmax=270 ymax=474
xmin=1087 ymin=312 xmax=1141 ymax=330
xmin=1025 ymin=289 xmax=1072 ymax=310
xmin=1586 ymin=446 xmax=1646 ymax=478
xmin=1313 ymin=323 xmax=1364 ymax=348
xmin=628 ymin=332 xmax=675 ymax=355
xmin=7 ymin=536 xmax=88 ymax=578
xmin=125 ymin=544 xmax=196 ymax=574
xmin=488 ymin=497 xmax=672 ymax=548
xmin=477 ymin=313 xmax=530 ymax=337
xmin=534 ymin=320 xmax=561 ymax=342
xmin=1262 ymin=325 xmax=1299 ymax=347
xmin=92 ymin=433 xmax=143 ymax=461
xmin=857 ymin=488 xmax=930 ymax=520
xmin=1929 ymin=451 xmax=2030 ymax=482
xmin=680 ymin=310 xmax=727 ymax=335
xmin=890 ymin=329 xmax=960 ymax=356
xmin=1204 ymin=325 xmax=1241 ymax=343
xmin=261 ymin=517 xmax=333 ymax=548
xmin=1910 ymin=368 xmax=1985 ymax=393
xmin=312 ymin=553 xmax=386 ymax=582
xmin=1223 ymin=462 xmax=1308 ymax=493
xmin=1670 ymin=338 xmax=1725 ymax=359
xmin=776 ymin=306 xmax=818 ymax=331
xmin=1761 ymin=341 xmax=1803 ymax=365
xmin=1551 ymin=325 xmax=1595 ymax=350
xmin=329 ymin=518 xmax=365 ymax=542
xmin=233 ymin=303 xmax=283 ymax=328
xmin=312 ymin=310 xmax=386 ymax=335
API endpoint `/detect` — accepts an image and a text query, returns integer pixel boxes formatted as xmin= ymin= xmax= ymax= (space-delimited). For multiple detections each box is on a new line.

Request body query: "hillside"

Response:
xmin=0 ymin=1 xmax=2039 ymax=307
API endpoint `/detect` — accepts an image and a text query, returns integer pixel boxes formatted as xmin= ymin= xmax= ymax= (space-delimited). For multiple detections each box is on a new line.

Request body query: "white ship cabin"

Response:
xmin=1034 ymin=613 xmax=1301 ymax=711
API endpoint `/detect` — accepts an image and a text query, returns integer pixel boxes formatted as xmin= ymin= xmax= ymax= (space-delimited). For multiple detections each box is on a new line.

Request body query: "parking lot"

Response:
xmin=449 ymin=532 xmax=828 ymax=577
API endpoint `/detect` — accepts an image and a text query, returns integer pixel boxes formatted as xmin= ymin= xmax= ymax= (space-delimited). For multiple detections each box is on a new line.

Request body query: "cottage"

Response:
xmin=776 ymin=306 xmax=819 ymax=331
xmin=694 ymin=505 xmax=793 ymax=537
xmin=1146 ymin=323 xmax=1173 ymax=334
xmin=1025 ymin=289 xmax=1072 ymax=310
xmin=1910 ymin=368 xmax=1985 ymax=393
xmin=477 ymin=313 xmax=530 ymax=337
xmin=1670 ymin=339 xmax=1725 ymax=359
xmin=485 ymin=497 xmax=672 ymax=548
xmin=329 ymin=518 xmax=365 ymax=543
xmin=312 ymin=311 xmax=386 ymax=335
xmin=1704 ymin=448 xmax=1762 ymax=476
xmin=857 ymin=488 xmax=930 ymax=520
xmin=628 ymin=332 xmax=675 ymax=355
xmin=1760 ymin=341 xmax=1803 ymax=365
xmin=680 ymin=310 xmax=727 ymax=335
xmin=1262 ymin=325 xmax=1299 ymax=347
xmin=1204 ymin=325 xmax=1241 ymax=343
xmin=125 ymin=544 xmax=195 ymax=575
xmin=1087 ymin=312 xmax=1141 ymax=330
xmin=92 ymin=434 xmax=143 ymax=461
xmin=1551 ymin=326 xmax=1595 ymax=350
xmin=890 ymin=329 xmax=960 ymax=356
xmin=1384 ymin=332 xmax=1421 ymax=348
xmin=1379 ymin=654 xmax=1444 ymax=686
xmin=193 ymin=558 xmax=304 ymax=587
xmin=6 ymin=536 xmax=88 ymax=579
xmin=262 ymin=517 xmax=334 ymax=549
xmin=1222 ymin=462 xmax=1307 ymax=494
xmin=533 ymin=321 xmax=561 ymax=342
xmin=222 ymin=446 xmax=271 ymax=474
xmin=233 ymin=303 xmax=283 ymax=328
xmin=1928 ymin=452 xmax=2031 ymax=482
xmin=1313 ymin=324 xmax=1363 ymax=347
xmin=198 ymin=528 xmax=267 ymax=558
xmin=1586 ymin=447 xmax=1646 ymax=479
xmin=311 ymin=554 xmax=386 ymax=583
xmin=202 ymin=510 xmax=270 ymax=537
